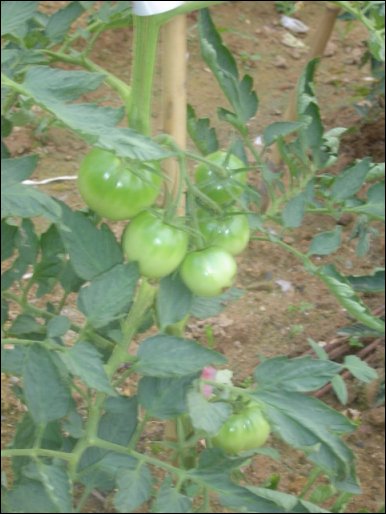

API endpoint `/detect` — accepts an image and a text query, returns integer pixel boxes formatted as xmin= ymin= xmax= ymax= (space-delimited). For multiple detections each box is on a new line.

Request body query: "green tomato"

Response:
xmin=122 ymin=211 xmax=188 ymax=279
xmin=212 ymin=404 xmax=270 ymax=454
xmin=198 ymin=210 xmax=250 ymax=256
xmin=78 ymin=148 xmax=162 ymax=221
xmin=195 ymin=151 xmax=247 ymax=205
xmin=180 ymin=247 xmax=237 ymax=297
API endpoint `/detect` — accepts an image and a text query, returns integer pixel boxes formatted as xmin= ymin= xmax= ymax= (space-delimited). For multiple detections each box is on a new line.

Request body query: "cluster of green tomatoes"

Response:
xmin=78 ymin=148 xmax=251 ymax=297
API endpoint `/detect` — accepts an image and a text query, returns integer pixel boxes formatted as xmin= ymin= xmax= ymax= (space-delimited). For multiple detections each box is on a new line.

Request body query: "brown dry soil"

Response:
xmin=2 ymin=2 xmax=385 ymax=513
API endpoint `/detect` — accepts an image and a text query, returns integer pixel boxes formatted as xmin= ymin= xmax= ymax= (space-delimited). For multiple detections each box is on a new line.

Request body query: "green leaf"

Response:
xmin=343 ymin=355 xmax=378 ymax=383
xmin=282 ymin=193 xmax=306 ymax=228
xmin=1 ymin=1 xmax=38 ymax=37
xmin=187 ymin=104 xmax=218 ymax=155
xmin=296 ymin=59 xmax=323 ymax=154
xmin=318 ymin=265 xmax=385 ymax=334
xmin=78 ymin=452 xmax=137 ymax=492
xmin=191 ymin=287 xmax=244 ymax=319
xmin=61 ymin=342 xmax=115 ymax=395
xmin=332 ymin=374 xmax=348 ymax=405
xmin=58 ymin=205 xmax=123 ymax=280
xmin=1 ymin=155 xmax=38 ymax=186
xmin=187 ymin=390 xmax=231 ymax=435
xmin=24 ymin=66 xmax=106 ymax=102
xmin=308 ymin=226 xmax=342 ymax=256
xmin=253 ymin=390 xmax=359 ymax=492
xmin=1 ymin=182 xmax=62 ymax=221
xmin=135 ymin=334 xmax=226 ymax=377
xmin=307 ymin=337 xmax=329 ymax=360
xmin=98 ymin=396 xmax=138 ymax=445
xmin=263 ymin=121 xmax=309 ymax=147
xmin=156 ymin=273 xmax=192 ymax=331
xmin=77 ymin=263 xmax=139 ymax=328
xmin=45 ymin=1 xmax=85 ymax=42
xmin=138 ymin=375 xmax=195 ymax=419
xmin=23 ymin=345 xmax=70 ymax=423
xmin=8 ymin=314 xmax=45 ymax=338
xmin=1 ymin=345 xmax=26 ymax=375
xmin=331 ymin=158 xmax=371 ymax=201
xmin=245 ymin=486 xmax=331 ymax=513
xmin=46 ymin=316 xmax=71 ymax=338
xmin=1 ymin=298 xmax=9 ymax=327
xmin=199 ymin=9 xmax=257 ymax=123
xmin=24 ymin=463 xmax=72 ymax=514
xmin=17 ymin=67 xmax=169 ymax=161
xmin=33 ymin=224 xmax=66 ymax=297
xmin=254 ymin=356 xmax=341 ymax=392
xmin=152 ymin=478 xmax=192 ymax=513
xmin=114 ymin=464 xmax=153 ymax=513
xmin=2 ymin=219 xmax=39 ymax=291
xmin=1 ymin=220 xmax=18 ymax=261
xmin=6 ymin=479 xmax=60 ymax=513
xmin=346 ymin=268 xmax=385 ymax=293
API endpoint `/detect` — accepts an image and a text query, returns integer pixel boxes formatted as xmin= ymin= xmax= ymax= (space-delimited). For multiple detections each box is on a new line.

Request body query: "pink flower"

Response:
xmin=201 ymin=366 xmax=217 ymax=398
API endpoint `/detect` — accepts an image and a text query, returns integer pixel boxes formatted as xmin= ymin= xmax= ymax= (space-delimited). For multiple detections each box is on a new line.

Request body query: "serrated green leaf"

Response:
xmin=1 ymin=155 xmax=38 ymax=186
xmin=152 ymin=479 xmax=192 ymax=513
xmin=46 ymin=316 xmax=71 ymax=338
xmin=253 ymin=390 xmax=359 ymax=492
xmin=199 ymin=9 xmax=257 ymax=123
xmin=343 ymin=355 xmax=378 ymax=383
xmin=114 ymin=464 xmax=153 ymax=513
xmin=26 ymin=463 xmax=72 ymax=514
xmin=1 ymin=182 xmax=62 ymax=221
xmin=308 ymin=226 xmax=342 ymax=256
xmin=254 ymin=356 xmax=341 ymax=392
xmin=98 ymin=396 xmax=138 ymax=445
xmin=46 ymin=1 xmax=85 ymax=42
xmin=187 ymin=104 xmax=218 ymax=155
xmin=1 ymin=220 xmax=18 ymax=261
xmin=77 ymin=263 xmax=139 ymax=328
xmin=1 ymin=1 xmax=38 ymax=37
xmin=331 ymin=158 xmax=371 ymax=201
xmin=263 ymin=121 xmax=309 ymax=147
xmin=318 ymin=264 xmax=385 ymax=334
xmin=138 ymin=375 xmax=194 ymax=418
xmin=23 ymin=345 xmax=70 ymax=423
xmin=187 ymin=390 xmax=231 ymax=435
xmin=61 ymin=342 xmax=115 ymax=395
xmin=58 ymin=205 xmax=122 ymax=280
xmin=6 ymin=479 xmax=59 ymax=513
xmin=156 ymin=273 xmax=192 ymax=331
xmin=332 ymin=374 xmax=348 ymax=405
xmin=136 ymin=334 xmax=226 ymax=377
xmin=346 ymin=268 xmax=385 ymax=292
xmin=282 ymin=193 xmax=306 ymax=228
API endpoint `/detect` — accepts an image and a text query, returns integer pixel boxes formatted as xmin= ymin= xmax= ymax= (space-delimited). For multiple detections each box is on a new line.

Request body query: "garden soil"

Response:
xmin=2 ymin=2 xmax=385 ymax=512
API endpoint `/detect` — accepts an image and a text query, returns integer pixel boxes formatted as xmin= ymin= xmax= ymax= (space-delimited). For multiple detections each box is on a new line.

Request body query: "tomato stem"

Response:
xmin=128 ymin=16 xmax=161 ymax=135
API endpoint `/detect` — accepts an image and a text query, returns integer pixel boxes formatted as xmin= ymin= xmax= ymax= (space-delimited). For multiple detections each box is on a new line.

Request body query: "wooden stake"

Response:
xmin=161 ymin=14 xmax=187 ymax=440
xmin=161 ymin=14 xmax=187 ymax=215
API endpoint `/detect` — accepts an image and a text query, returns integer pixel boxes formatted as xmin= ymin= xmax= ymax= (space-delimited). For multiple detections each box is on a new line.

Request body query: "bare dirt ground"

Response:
xmin=2 ymin=1 xmax=385 ymax=512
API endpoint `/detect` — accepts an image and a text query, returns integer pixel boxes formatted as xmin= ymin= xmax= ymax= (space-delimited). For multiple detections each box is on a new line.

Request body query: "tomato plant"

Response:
xmin=195 ymin=150 xmax=247 ymax=205
xmin=180 ymin=247 xmax=237 ymax=297
xmin=211 ymin=402 xmax=271 ymax=454
xmin=78 ymin=148 xmax=162 ymax=221
xmin=122 ymin=211 xmax=188 ymax=278
xmin=198 ymin=209 xmax=250 ymax=255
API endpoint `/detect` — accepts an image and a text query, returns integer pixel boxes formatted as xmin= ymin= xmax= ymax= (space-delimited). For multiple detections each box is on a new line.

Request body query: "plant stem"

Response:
xmin=1 ymin=448 xmax=73 ymax=461
xmin=128 ymin=16 xmax=161 ymax=134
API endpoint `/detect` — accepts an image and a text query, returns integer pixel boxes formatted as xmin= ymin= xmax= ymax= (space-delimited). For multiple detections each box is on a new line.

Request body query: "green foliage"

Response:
xmin=1 ymin=2 xmax=384 ymax=513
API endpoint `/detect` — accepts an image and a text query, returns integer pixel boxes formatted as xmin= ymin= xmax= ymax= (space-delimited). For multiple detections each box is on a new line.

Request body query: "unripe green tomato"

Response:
xmin=198 ymin=210 xmax=250 ymax=256
xmin=195 ymin=151 xmax=247 ymax=205
xmin=78 ymin=148 xmax=162 ymax=221
xmin=212 ymin=404 xmax=270 ymax=454
xmin=122 ymin=211 xmax=188 ymax=279
xmin=180 ymin=247 xmax=237 ymax=297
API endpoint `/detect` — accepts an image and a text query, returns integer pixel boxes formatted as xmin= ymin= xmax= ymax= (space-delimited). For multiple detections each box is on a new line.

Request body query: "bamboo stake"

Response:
xmin=161 ymin=14 xmax=187 ymax=440
xmin=271 ymin=2 xmax=341 ymax=166
xmin=161 ymin=14 xmax=187 ymax=215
